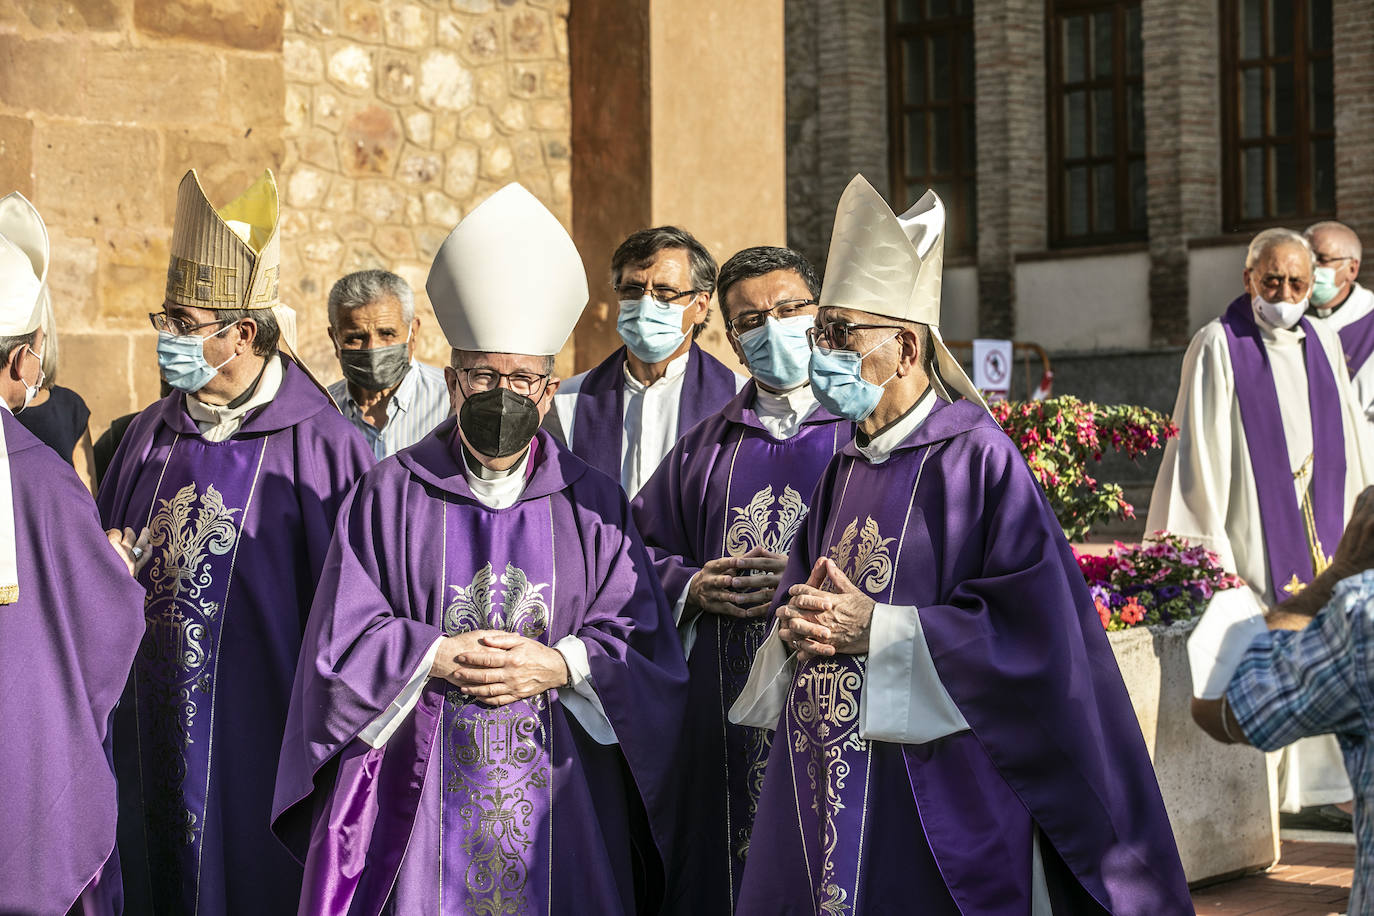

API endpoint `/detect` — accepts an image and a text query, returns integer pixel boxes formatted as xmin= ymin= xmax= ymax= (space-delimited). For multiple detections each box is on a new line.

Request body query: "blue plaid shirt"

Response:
xmin=1229 ymin=570 xmax=1374 ymax=914
xmin=328 ymin=360 xmax=452 ymax=461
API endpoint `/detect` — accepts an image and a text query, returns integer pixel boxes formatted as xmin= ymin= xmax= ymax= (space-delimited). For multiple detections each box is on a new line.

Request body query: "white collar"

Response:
xmin=185 ymin=355 xmax=285 ymax=440
xmin=462 ymin=446 xmax=532 ymax=509
xmin=623 ymin=349 xmax=689 ymax=394
xmin=857 ymin=388 xmax=940 ymax=465
xmin=753 ymin=382 xmax=820 ymax=439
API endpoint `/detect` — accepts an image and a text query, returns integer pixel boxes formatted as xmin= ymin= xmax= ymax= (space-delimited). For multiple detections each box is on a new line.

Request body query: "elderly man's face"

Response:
xmin=329 ymin=296 xmax=417 ymax=357
xmin=1309 ymin=227 xmax=1361 ymax=298
xmin=1244 ymin=243 xmax=1313 ymax=305
xmin=445 ymin=350 xmax=559 ymax=465
xmin=616 ymin=247 xmax=710 ymax=337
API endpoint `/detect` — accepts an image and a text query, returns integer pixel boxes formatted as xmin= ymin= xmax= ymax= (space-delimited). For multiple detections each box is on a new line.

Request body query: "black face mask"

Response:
xmin=338 ymin=342 xmax=410 ymax=392
xmin=458 ymin=387 xmax=542 ymax=458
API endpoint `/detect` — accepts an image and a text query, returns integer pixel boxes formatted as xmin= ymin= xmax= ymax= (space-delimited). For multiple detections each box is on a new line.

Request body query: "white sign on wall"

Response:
xmin=972 ymin=338 xmax=1013 ymax=400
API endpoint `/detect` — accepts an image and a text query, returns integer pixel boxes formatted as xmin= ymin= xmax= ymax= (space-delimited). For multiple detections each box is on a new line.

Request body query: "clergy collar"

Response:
xmin=622 ymin=349 xmax=689 ymax=393
xmin=461 ymin=442 xmax=534 ymax=509
xmin=855 ymin=387 xmax=939 ymax=464
xmin=754 ymin=380 xmax=817 ymax=418
xmin=156 ymin=355 xmax=331 ymax=437
xmin=397 ymin=419 xmax=584 ymax=505
xmin=460 ymin=440 xmax=528 ymax=480
xmin=184 ymin=352 xmax=284 ymax=433
xmin=722 ymin=379 xmax=839 ymax=432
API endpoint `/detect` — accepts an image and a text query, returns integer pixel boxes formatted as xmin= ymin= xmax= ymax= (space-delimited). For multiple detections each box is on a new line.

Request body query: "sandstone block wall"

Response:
xmin=0 ymin=0 xmax=572 ymax=437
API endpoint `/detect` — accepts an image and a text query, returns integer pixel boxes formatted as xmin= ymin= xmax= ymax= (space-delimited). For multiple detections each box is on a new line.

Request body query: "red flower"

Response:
xmin=1096 ymin=598 xmax=1111 ymax=628
xmin=1120 ymin=598 xmax=1145 ymax=625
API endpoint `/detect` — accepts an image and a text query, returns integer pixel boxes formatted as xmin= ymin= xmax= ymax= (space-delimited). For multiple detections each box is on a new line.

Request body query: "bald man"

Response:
xmin=1306 ymin=221 xmax=1374 ymax=421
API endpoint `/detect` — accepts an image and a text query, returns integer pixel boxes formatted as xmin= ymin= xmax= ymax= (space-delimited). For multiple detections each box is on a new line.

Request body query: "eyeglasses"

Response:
xmin=726 ymin=298 xmax=818 ymax=337
xmin=455 ymin=367 xmax=550 ymax=397
xmin=614 ymin=283 xmax=701 ymax=304
xmin=805 ymin=320 xmax=906 ymax=351
xmin=1257 ymin=274 xmax=1311 ymax=295
xmin=149 ymin=312 xmax=233 ymax=336
xmin=1315 ymin=253 xmax=1353 ymax=267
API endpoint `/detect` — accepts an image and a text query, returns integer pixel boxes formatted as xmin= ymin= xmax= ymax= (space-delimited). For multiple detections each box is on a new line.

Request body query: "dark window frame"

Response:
xmin=885 ymin=0 xmax=978 ymax=259
xmin=1219 ymin=0 xmax=1335 ymax=230
xmin=1045 ymin=0 xmax=1146 ymax=247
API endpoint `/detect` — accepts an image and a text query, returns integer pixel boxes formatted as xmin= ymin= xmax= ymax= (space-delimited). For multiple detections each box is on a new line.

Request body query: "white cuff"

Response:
xmin=674 ymin=581 xmax=700 ymax=659
xmin=1187 ymin=586 xmax=1268 ymax=699
xmin=858 ymin=603 xmax=968 ymax=743
xmin=728 ymin=626 xmax=795 ymax=730
xmin=554 ymin=635 xmax=617 ymax=745
xmin=358 ymin=636 xmax=445 ymax=749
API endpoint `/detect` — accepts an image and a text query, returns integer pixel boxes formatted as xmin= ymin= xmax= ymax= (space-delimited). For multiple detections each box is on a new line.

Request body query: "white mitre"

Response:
xmin=0 ymin=191 xmax=49 ymax=604
xmin=819 ymin=175 xmax=985 ymax=409
xmin=427 ymin=183 xmax=587 ymax=356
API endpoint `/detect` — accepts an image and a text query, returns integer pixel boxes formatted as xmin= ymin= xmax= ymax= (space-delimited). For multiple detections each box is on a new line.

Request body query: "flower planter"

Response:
xmin=1108 ymin=620 xmax=1279 ymax=884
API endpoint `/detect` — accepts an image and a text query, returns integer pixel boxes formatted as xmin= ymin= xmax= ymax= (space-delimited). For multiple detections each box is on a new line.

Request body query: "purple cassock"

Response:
xmin=630 ymin=381 xmax=849 ymax=913
xmin=1340 ymin=306 xmax=1374 ymax=378
xmin=96 ymin=358 xmax=375 ymax=916
xmin=561 ymin=343 xmax=739 ymax=480
xmin=271 ymin=421 xmax=690 ymax=916
xmin=738 ymin=397 xmax=1192 ymax=915
xmin=0 ymin=411 xmax=146 ymax=916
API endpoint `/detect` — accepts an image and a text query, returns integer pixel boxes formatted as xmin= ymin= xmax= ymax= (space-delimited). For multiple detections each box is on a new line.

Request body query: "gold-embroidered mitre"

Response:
xmin=165 ymin=169 xmax=281 ymax=311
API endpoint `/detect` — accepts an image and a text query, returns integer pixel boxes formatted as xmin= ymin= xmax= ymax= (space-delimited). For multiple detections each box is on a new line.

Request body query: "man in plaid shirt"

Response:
xmin=1195 ymin=487 xmax=1374 ymax=914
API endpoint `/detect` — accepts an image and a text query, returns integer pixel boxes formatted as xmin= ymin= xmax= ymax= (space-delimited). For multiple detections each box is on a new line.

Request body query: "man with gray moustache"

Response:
xmin=327 ymin=269 xmax=451 ymax=459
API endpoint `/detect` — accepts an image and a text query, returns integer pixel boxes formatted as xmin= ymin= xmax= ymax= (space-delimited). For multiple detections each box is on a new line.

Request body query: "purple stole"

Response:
xmin=1339 ymin=308 xmax=1374 ymax=377
xmin=436 ymin=496 xmax=556 ymax=914
xmin=1220 ymin=295 xmax=1346 ymax=592
xmin=131 ymin=432 xmax=269 ymax=911
xmin=571 ymin=344 xmax=739 ymax=482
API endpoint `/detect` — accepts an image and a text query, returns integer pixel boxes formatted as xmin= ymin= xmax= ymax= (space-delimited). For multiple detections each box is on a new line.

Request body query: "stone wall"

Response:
xmin=0 ymin=0 xmax=288 ymax=434
xmin=281 ymin=0 xmax=572 ymax=378
xmin=0 ymin=0 xmax=573 ymax=437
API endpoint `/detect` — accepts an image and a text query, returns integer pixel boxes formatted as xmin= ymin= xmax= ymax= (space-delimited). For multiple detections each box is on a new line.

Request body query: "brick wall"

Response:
xmin=1333 ymin=0 xmax=1374 ymax=285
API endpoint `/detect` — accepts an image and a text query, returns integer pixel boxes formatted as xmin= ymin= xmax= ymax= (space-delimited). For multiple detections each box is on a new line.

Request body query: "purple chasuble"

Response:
xmin=272 ymin=423 xmax=690 ymax=916
xmin=96 ymin=359 xmax=375 ymax=916
xmin=738 ymin=398 xmax=1192 ymax=916
xmin=631 ymin=381 xmax=849 ymax=913
xmin=1339 ymin=306 xmax=1374 ymax=376
xmin=0 ymin=412 xmax=146 ymax=916
xmin=567 ymin=343 xmax=739 ymax=483
xmin=1221 ymin=295 xmax=1346 ymax=592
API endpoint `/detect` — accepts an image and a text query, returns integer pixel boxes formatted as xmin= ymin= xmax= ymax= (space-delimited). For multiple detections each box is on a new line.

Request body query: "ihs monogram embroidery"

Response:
xmin=725 ymin=484 xmax=808 ymax=557
xmin=442 ymin=562 xmax=553 ymax=916
xmin=140 ymin=482 xmax=244 ymax=847
xmin=786 ymin=515 xmax=894 ymax=914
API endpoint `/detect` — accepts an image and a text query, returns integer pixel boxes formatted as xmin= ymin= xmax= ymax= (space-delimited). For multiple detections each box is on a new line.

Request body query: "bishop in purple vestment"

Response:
xmin=731 ymin=177 xmax=1191 ymax=914
xmin=96 ymin=169 xmax=375 ymax=916
xmin=549 ymin=225 xmax=743 ymax=497
xmin=273 ymin=184 xmax=690 ymax=916
xmin=0 ymin=192 xmax=147 ymax=916
xmin=631 ymin=246 xmax=849 ymax=913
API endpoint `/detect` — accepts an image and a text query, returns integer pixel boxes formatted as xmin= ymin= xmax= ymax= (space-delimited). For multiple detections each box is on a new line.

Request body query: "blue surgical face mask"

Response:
xmin=808 ymin=334 xmax=898 ymax=422
xmin=157 ymin=322 xmax=238 ymax=393
xmin=617 ymin=296 xmax=688 ymax=363
xmin=1312 ymin=266 xmax=1342 ymax=307
xmin=738 ymin=314 xmax=813 ymax=391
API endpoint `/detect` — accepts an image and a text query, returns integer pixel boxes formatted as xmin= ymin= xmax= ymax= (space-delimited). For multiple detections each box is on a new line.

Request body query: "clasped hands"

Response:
xmin=687 ymin=545 xmax=787 ymax=619
xmin=776 ymin=557 xmax=875 ymax=662
xmin=429 ymin=631 xmax=570 ymax=707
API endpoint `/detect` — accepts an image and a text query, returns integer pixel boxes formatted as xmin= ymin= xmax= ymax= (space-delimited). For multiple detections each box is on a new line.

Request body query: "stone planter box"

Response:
xmin=1108 ymin=620 xmax=1279 ymax=884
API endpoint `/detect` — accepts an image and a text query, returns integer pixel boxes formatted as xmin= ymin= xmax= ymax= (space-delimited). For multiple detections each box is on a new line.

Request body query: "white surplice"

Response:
xmin=553 ymin=352 xmax=746 ymax=497
xmin=1148 ymin=298 xmax=1374 ymax=809
xmin=1312 ymin=282 xmax=1374 ymax=422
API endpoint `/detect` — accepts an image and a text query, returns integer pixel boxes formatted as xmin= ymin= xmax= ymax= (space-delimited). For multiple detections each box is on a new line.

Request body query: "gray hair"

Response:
xmin=610 ymin=226 xmax=718 ymax=295
xmin=328 ymin=270 xmax=416 ymax=329
xmin=212 ymin=307 xmax=280 ymax=357
xmin=1304 ymin=220 xmax=1364 ymax=263
xmin=0 ymin=329 xmax=37 ymax=369
xmin=1246 ymin=227 xmax=1314 ymax=270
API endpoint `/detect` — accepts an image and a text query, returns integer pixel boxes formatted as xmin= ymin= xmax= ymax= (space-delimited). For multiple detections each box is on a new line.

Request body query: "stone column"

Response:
xmin=1142 ymin=0 xmax=1221 ymax=346
xmin=973 ymin=0 xmax=1046 ymax=339
xmin=569 ymin=0 xmax=788 ymax=371
xmin=1333 ymin=0 xmax=1374 ymax=287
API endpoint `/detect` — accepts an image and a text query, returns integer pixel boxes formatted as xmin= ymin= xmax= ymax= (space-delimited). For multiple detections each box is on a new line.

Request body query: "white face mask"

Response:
xmin=1252 ymin=294 xmax=1309 ymax=330
xmin=17 ymin=344 xmax=43 ymax=413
